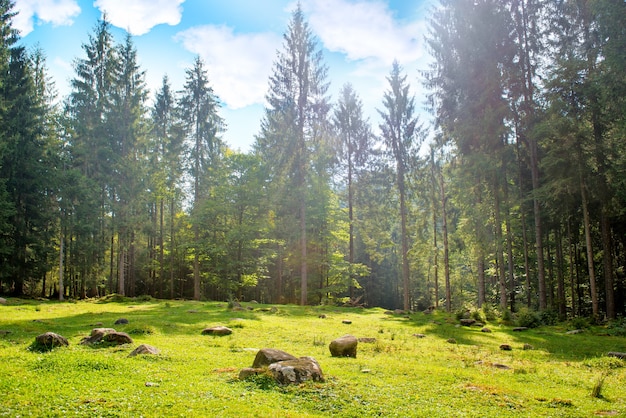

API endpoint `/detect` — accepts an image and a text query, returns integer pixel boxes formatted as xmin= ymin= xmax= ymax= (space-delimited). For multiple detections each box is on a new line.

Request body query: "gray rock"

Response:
xmin=413 ymin=333 xmax=426 ymax=338
xmin=34 ymin=332 xmax=69 ymax=349
xmin=358 ymin=337 xmax=376 ymax=343
xmin=103 ymin=331 xmax=133 ymax=345
xmin=114 ymin=318 xmax=129 ymax=325
xmin=201 ymin=326 xmax=233 ymax=336
xmin=268 ymin=357 xmax=324 ymax=385
xmin=252 ymin=348 xmax=297 ymax=368
xmin=129 ymin=344 xmax=160 ymax=357
xmin=500 ymin=344 xmax=512 ymax=351
xmin=481 ymin=327 xmax=492 ymax=333
xmin=81 ymin=328 xmax=117 ymax=345
xmin=566 ymin=329 xmax=584 ymax=335
xmin=329 ymin=335 xmax=358 ymax=358
xmin=342 ymin=319 xmax=352 ymax=324
xmin=460 ymin=318 xmax=476 ymax=326
xmin=513 ymin=327 xmax=528 ymax=332
xmin=0 ymin=297 xmax=6 ymax=305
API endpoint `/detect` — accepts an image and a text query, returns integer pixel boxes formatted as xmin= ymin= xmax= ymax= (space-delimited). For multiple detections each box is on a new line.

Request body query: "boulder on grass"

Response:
xmin=34 ymin=332 xmax=69 ymax=351
xmin=460 ymin=318 xmax=476 ymax=326
xmin=268 ymin=356 xmax=324 ymax=385
xmin=103 ymin=331 xmax=133 ymax=345
xmin=0 ymin=297 xmax=6 ymax=305
xmin=252 ymin=348 xmax=297 ymax=368
xmin=329 ymin=335 xmax=358 ymax=358
xmin=201 ymin=326 xmax=233 ymax=336
xmin=129 ymin=344 xmax=160 ymax=357
xmin=81 ymin=328 xmax=117 ymax=345
xmin=114 ymin=318 xmax=129 ymax=325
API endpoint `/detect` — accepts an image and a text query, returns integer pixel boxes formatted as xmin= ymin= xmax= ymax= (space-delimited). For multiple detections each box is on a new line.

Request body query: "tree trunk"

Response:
xmin=398 ymin=167 xmax=410 ymax=311
xmin=440 ymin=171 xmax=451 ymax=312
xmin=601 ymin=210 xmax=615 ymax=319
xmin=555 ymin=227 xmax=567 ymax=319
xmin=581 ymin=175 xmax=598 ymax=318
xmin=58 ymin=234 xmax=64 ymax=301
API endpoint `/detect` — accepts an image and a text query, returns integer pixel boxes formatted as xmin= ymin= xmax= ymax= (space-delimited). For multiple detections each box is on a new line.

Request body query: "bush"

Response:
xmin=539 ymin=310 xmax=558 ymax=326
xmin=470 ymin=308 xmax=486 ymax=323
xmin=481 ymin=304 xmax=498 ymax=321
xmin=570 ymin=316 xmax=589 ymax=330
xmin=516 ymin=308 xmax=541 ymax=328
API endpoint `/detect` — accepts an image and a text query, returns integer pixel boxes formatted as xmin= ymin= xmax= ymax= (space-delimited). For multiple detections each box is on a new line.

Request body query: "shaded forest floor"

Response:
xmin=1 ymin=298 xmax=625 ymax=417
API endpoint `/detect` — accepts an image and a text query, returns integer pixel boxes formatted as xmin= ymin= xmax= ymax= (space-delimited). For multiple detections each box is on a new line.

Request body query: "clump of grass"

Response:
xmin=591 ymin=372 xmax=610 ymax=398
xmin=127 ymin=325 xmax=156 ymax=335
xmin=312 ymin=336 xmax=325 ymax=346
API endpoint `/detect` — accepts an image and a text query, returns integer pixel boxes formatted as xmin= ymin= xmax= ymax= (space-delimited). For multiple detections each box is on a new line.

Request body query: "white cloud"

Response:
xmin=175 ymin=25 xmax=281 ymax=109
xmin=94 ymin=0 xmax=184 ymax=36
xmin=13 ymin=0 xmax=80 ymax=36
xmin=301 ymin=0 xmax=425 ymax=66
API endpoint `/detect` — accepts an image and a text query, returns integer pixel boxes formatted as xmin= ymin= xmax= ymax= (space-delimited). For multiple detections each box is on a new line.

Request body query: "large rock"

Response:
xmin=81 ymin=328 xmax=117 ymax=345
xmin=129 ymin=344 xmax=160 ymax=357
xmin=252 ymin=348 xmax=297 ymax=368
xmin=329 ymin=335 xmax=358 ymax=358
xmin=0 ymin=297 xmax=6 ymax=305
xmin=34 ymin=332 xmax=69 ymax=350
xmin=268 ymin=357 xmax=324 ymax=385
xmin=201 ymin=326 xmax=233 ymax=336
xmin=103 ymin=331 xmax=133 ymax=345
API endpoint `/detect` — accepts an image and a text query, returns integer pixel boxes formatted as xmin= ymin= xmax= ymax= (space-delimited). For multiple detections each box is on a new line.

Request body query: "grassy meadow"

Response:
xmin=0 ymin=298 xmax=625 ymax=417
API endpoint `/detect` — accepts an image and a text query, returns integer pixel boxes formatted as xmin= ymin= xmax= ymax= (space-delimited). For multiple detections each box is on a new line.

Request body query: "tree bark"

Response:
xmin=581 ymin=175 xmax=598 ymax=318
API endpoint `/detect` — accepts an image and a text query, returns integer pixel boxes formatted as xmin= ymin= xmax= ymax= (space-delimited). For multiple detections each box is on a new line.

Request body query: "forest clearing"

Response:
xmin=1 ymin=297 xmax=625 ymax=417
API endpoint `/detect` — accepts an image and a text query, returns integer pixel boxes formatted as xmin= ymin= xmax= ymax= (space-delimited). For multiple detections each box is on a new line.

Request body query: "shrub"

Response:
xmin=570 ymin=316 xmax=589 ymax=330
xmin=516 ymin=308 xmax=541 ymax=328
xmin=539 ymin=310 xmax=558 ymax=326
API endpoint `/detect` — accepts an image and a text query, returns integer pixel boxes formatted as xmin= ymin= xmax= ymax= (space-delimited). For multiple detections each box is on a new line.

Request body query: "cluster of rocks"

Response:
xmin=238 ymin=348 xmax=324 ymax=385
xmin=29 ymin=318 xmax=159 ymax=357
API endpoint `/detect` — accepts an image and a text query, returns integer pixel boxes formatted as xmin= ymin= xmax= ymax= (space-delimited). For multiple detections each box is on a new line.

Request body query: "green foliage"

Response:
xmin=515 ymin=308 xmax=541 ymax=329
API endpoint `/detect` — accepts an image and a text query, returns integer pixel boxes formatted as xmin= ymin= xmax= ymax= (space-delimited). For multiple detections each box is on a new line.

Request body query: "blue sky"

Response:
xmin=14 ymin=0 xmax=433 ymax=152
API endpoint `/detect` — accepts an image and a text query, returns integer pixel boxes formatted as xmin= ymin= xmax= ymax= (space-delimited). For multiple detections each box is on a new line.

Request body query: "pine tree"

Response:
xmin=179 ymin=56 xmax=224 ymax=300
xmin=256 ymin=3 xmax=330 ymax=305
xmin=378 ymin=61 xmax=424 ymax=311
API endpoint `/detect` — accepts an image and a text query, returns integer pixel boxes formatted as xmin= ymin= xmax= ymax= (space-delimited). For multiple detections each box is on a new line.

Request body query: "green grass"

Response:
xmin=1 ymin=299 xmax=625 ymax=417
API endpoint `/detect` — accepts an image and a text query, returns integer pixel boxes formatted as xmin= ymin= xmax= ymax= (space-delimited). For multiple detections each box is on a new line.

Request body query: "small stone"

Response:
xmin=481 ymin=327 xmax=492 ymax=333
xmin=607 ymin=352 xmax=626 ymax=360
xmin=114 ymin=318 xmax=129 ymax=325
xmin=413 ymin=333 xmax=426 ymax=338
xmin=318 ymin=314 xmax=327 ymax=319
xmin=493 ymin=363 xmax=512 ymax=370
xmin=566 ymin=329 xmax=583 ymax=335
xmin=513 ymin=327 xmax=528 ymax=332
xmin=201 ymin=326 xmax=233 ymax=336
xmin=500 ymin=344 xmax=512 ymax=351
xmin=361 ymin=368 xmax=372 ymax=373
xmin=460 ymin=318 xmax=476 ymax=326
xmin=523 ymin=343 xmax=534 ymax=350
xmin=342 ymin=319 xmax=352 ymax=324
xmin=145 ymin=382 xmax=160 ymax=387
xmin=0 ymin=330 xmax=11 ymax=336
xmin=358 ymin=337 xmax=376 ymax=343
xmin=446 ymin=338 xmax=457 ymax=344
xmin=0 ymin=297 xmax=6 ymax=305
xmin=129 ymin=344 xmax=160 ymax=357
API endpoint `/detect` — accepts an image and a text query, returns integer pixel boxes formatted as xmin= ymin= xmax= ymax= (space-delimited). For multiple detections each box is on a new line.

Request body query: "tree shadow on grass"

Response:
xmin=401 ymin=311 xmax=626 ymax=363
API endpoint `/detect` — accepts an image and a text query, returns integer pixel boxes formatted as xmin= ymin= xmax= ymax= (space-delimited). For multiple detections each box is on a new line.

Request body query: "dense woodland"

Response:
xmin=0 ymin=0 xmax=625 ymax=319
